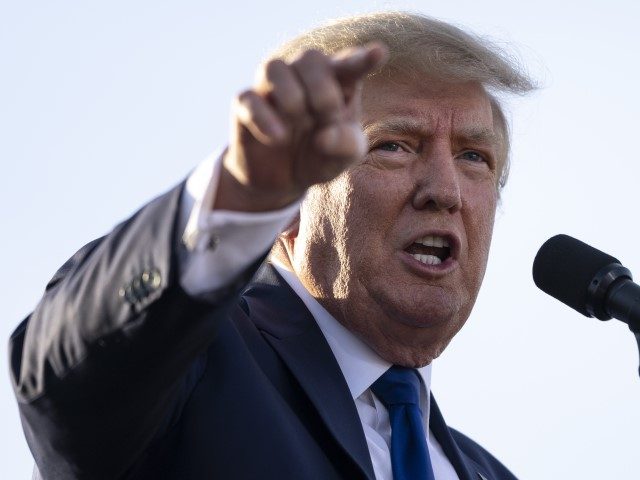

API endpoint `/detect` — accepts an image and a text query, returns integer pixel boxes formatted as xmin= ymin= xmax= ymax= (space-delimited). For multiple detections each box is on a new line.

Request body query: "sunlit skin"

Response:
xmin=287 ymin=75 xmax=500 ymax=367
xmin=215 ymin=45 xmax=388 ymax=212
xmin=215 ymin=43 xmax=501 ymax=368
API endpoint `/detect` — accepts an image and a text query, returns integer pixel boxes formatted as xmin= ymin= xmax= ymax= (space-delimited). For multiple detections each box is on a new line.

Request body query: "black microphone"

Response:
xmin=533 ymin=234 xmax=640 ymax=332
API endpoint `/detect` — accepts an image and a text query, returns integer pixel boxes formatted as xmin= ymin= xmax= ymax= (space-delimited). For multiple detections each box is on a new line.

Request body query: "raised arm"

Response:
xmin=9 ymin=44 xmax=386 ymax=479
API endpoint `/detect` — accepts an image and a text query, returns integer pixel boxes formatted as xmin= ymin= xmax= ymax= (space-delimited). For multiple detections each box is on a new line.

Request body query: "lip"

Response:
xmin=399 ymin=230 xmax=461 ymax=277
xmin=403 ymin=230 xmax=461 ymax=260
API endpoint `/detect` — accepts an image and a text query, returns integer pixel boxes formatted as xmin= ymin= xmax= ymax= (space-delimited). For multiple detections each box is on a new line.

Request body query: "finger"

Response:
xmin=331 ymin=42 xmax=388 ymax=86
xmin=234 ymin=90 xmax=288 ymax=145
xmin=292 ymin=49 xmax=345 ymax=124
xmin=304 ymin=122 xmax=367 ymax=184
xmin=256 ymin=59 xmax=308 ymax=120
xmin=313 ymin=121 xmax=367 ymax=160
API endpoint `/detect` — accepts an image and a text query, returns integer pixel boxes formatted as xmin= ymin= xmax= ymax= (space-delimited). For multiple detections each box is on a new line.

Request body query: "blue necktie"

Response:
xmin=371 ymin=366 xmax=435 ymax=480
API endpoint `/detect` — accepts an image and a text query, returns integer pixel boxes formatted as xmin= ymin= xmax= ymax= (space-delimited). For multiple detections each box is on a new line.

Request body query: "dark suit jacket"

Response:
xmin=9 ymin=183 xmax=517 ymax=480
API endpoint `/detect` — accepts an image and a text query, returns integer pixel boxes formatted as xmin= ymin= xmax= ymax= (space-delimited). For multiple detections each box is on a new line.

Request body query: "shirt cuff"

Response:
xmin=178 ymin=151 xmax=300 ymax=296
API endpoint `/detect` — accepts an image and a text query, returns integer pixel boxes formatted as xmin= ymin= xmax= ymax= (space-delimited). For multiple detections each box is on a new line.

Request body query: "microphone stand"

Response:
xmin=634 ymin=330 xmax=640 ymax=378
xmin=599 ymin=275 xmax=640 ymax=377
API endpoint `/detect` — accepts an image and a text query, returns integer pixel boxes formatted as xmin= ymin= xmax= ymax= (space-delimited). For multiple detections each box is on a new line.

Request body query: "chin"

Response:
xmin=389 ymin=299 xmax=463 ymax=329
xmin=374 ymin=340 xmax=446 ymax=368
xmin=358 ymin=316 xmax=461 ymax=368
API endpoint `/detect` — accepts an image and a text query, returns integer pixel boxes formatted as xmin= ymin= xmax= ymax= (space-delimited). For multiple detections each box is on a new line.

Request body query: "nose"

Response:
xmin=411 ymin=144 xmax=461 ymax=212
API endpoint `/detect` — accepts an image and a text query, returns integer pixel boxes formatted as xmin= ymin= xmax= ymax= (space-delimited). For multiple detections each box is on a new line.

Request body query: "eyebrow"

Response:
xmin=457 ymin=127 xmax=500 ymax=146
xmin=363 ymin=118 xmax=424 ymax=139
xmin=363 ymin=118 xmax=500 ymax=147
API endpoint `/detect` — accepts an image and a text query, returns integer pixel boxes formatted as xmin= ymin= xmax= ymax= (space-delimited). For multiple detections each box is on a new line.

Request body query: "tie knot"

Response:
xmin=371 ymin=366 xmax=422 ymax=407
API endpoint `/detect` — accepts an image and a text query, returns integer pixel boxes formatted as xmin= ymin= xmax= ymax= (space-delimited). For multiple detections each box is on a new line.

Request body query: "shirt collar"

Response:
xmin=271 ymin=261 xmax=432 ymax=401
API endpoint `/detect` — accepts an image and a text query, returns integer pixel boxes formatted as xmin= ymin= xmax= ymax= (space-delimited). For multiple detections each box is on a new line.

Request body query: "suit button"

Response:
xmin=131 ymin=277 xmax=146 ymax=299
xmin=119 ymin=269 xmax=162 ymax=305
xmin=118 ymin=283 xmax=137 ymax=304
xmin=141 ymin=269 xmax=161 ymax=291
xmin=125 ymin=284 xmax=137 ymax=303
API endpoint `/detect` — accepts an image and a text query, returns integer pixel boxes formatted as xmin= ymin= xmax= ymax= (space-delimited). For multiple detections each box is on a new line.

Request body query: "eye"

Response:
xmin=365 ymin=140 xmax=415 ymax=170
xmin=370 ymin=140 xmax=418 ymax=155
xmin=371 ymin=141 xmax=404 ymax=153
xmin=459 ymin=151 xmax=487 ymax=163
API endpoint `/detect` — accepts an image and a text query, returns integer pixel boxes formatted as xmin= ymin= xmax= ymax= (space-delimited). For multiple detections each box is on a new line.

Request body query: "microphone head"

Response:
xmin=532 ymin=234 xmax=621 ymax=317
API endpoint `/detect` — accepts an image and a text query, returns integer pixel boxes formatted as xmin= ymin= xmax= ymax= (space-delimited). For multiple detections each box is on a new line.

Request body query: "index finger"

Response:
xmin=331 ymin=42 xmax=388 ymax=84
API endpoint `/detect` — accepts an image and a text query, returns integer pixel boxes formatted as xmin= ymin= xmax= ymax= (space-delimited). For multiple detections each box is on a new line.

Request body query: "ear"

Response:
xmin=269 ymin=213 xmax=300 ymax=268
xmin=281 ymin=213 xmax=300 ymax=242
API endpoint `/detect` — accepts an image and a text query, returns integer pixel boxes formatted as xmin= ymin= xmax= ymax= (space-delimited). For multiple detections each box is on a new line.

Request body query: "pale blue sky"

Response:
xmin=3 ymin=1 xmax=640 ymax=478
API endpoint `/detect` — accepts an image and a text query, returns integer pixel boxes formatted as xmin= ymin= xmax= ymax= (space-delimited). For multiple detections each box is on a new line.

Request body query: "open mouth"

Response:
xmin=405 ymin=235 xmax=452 ymax=266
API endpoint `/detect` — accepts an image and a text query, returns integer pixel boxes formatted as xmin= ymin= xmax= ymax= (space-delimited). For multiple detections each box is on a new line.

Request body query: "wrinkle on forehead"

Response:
xmin=361 ymin=76 xmax=507 ymax=177
xmin=363 ymin=117 xmax=498 ymax=148
xmin=362 ymin=77 xmax=494 ymax=129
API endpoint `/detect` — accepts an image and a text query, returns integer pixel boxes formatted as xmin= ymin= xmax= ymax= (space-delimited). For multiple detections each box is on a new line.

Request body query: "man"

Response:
xmin=9 ymin=11 xmax=533 ymax=480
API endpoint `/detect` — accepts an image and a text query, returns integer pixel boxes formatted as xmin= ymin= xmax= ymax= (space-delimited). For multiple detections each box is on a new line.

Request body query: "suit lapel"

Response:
xmin=242 ymin=264 xmax=376 ymax=480
xmin=430 ymin=395 xmax=492 ymax=480
xmin=243 ymin=264 xmax=494 ymax=480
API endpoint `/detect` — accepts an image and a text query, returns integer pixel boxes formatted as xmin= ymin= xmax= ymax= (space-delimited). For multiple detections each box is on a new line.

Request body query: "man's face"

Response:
xmin=291 ymin=75 xmax=500 ymax=367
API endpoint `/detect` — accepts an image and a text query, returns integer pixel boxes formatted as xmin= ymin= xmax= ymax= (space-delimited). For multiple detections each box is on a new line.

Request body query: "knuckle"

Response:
xmin=256 ymin=59 xmax=284 ymax=89
xmin=264 ymin=58 xmax=287 ymax=76
xmin=297 ymin=48 xmax=327 ymax=65
xmin=261 ymin=62 xmax=307 ymax=116
xmin=234 ymin=90 xmax=262 ymax=120
xmin=259 ymin=60 xmax=299 ymax=102
xmin=311 ymin=88 xmax=341 ymax=113
xmin=236 ymin=89 xmax=259 ymax=107
xmin=279 ymin=89 xmax=305 ymax=115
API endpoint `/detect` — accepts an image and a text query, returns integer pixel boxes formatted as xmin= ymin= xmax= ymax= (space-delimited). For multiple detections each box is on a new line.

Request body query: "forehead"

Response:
xmin=361 ymin=75 xmax=494 ymax=132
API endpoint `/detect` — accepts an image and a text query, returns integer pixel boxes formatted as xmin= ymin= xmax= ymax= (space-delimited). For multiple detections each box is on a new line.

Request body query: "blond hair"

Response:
xmin=270 ymin=11 xmax=534 ymax=188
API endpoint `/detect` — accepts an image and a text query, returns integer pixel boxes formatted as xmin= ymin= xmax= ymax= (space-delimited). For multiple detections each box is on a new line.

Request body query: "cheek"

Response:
xmin=337 ymin=170 xmax=406 ymax=276
xmin=346 ymin=167 xmax=411 ymax=227
xmin=301 ymin=172 xmax=395 ymax=292
xmin=294 ymin=182 xmax=352 ymax=292
xmin=464 ymin=186 xmax=497 ymax=271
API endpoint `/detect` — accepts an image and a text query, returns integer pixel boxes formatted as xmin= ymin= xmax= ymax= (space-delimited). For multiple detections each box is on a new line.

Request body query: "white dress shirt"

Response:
xmin=177 ymin=153 xmax=459 ymax=480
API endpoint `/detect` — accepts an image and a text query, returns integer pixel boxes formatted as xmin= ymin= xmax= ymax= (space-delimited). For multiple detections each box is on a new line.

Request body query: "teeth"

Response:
xmin=415 ymin=235 xmax=449 ymax=248
xmin=410 ymin=253 xmax=442 ymax=265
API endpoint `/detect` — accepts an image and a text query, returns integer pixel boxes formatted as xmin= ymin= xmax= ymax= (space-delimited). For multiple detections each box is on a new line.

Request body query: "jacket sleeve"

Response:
xmin=8 ymin=182 xmax=264 ymax=479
